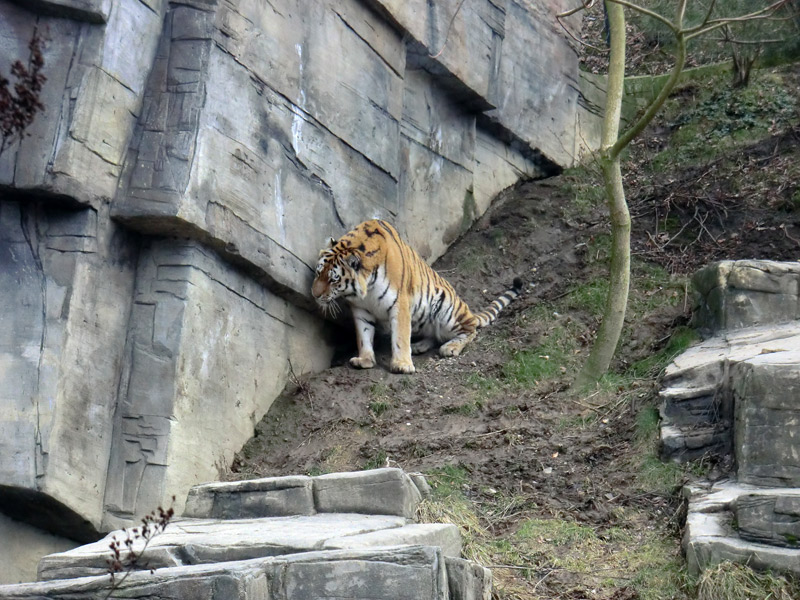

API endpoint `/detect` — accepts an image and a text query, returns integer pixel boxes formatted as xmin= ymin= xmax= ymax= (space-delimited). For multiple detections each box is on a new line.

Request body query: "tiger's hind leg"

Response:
xmin=349 ymin=307 xmax=376 ymax=369
xmin=438 ymin=331 xmax=477 ymax=357
xmin=411 ymin=338 xmax=436 ymax=355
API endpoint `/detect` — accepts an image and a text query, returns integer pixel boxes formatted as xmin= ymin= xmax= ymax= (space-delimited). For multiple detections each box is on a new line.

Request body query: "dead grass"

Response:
xmin=695 ymin=562 xmax=800 ymax=600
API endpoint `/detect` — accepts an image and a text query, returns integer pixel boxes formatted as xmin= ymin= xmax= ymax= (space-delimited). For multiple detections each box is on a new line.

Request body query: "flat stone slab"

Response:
xmin=184 ymin=475 xmax=316 ymax=519
xmin=683 ymin=481 xmax=800 ymax=576
xmin=184 ymin=468 xmax=426 ymax=520
xmin=1 ymin=546 xmax=455 ymax=600
xmin=38 ymin=513 xmax=461 ymax=581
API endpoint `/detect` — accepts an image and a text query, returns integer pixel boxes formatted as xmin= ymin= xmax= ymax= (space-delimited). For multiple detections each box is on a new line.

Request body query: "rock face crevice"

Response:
xmin=660 ymin=260 xmax=800 ymax=576
xmin=0 ymin=0 xmax=599 ymax=583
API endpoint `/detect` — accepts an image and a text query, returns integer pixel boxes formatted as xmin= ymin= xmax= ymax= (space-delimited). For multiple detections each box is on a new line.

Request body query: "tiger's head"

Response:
xmin=311 ymin=237 xmax=367 ymax=315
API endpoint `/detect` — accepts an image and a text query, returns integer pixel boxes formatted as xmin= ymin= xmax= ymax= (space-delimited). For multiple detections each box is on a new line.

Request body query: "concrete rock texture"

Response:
xmin=0 ymin=0 xmax=595 ymax=582
xmin=661 ymin=260 xmax=800 ymax=576
xmin=0 ymin=469 xmax=491 ymax=600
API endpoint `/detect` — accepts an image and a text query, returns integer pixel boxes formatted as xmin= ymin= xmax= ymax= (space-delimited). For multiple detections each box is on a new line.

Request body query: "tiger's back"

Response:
xmin=312 ymin=219 xmax=522 ymax=373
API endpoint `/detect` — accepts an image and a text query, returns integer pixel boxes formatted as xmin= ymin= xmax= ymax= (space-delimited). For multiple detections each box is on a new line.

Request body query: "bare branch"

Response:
xmin=684 ymin=0 xmax=791 ymax=37
xmin=556 ymin=6 xmax=610 ymax=54
xmin=612 ymin=33 xmax=687 ymax=157
xmin=676 ymin=0 xmax=688 ymax=29
xmin=697 ymin=0 xmax=719 ymax=30
xmin=712 ymin=31 xmax=790 ymax=45
xmin=555 ymin=0 xmax=596 ymax=20
xmin=605 ymin=0 xmax=678 ymax=33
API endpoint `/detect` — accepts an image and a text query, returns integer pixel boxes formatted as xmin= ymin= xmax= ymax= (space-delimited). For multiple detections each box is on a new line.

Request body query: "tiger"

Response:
xmin=311 ymin=219 xmax=523 ymax=374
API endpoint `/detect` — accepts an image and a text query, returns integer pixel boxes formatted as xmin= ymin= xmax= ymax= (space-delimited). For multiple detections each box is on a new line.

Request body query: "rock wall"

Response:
xmin=660 ymin=260 xmax=800 ymax=576
xmin=0 ymin=0 xmax=592 ymax=582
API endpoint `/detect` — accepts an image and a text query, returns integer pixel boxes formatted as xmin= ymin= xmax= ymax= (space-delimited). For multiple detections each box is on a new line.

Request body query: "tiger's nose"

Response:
xmin=311 ymin=279 xmax=326 ymax=298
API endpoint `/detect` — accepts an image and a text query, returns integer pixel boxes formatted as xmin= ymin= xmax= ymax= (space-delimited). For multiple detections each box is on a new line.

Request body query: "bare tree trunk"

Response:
xmin=561 ymin=0 xmax=780 ymax=385
xmin=732 ymin=45 xmax=760 ymax=88
xmin=577 ymin=0 xmax=629 ymax=385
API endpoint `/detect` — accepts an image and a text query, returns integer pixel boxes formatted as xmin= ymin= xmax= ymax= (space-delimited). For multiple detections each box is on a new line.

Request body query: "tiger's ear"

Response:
xmin=347 ymin=254 xmax=362 ymax=271
xmin=327 ymin=237 xmax=337 ymax=248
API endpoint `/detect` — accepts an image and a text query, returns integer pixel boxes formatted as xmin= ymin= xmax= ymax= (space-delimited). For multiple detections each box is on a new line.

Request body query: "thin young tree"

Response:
xmin=559 ymin=0 xmax=791 ymax=385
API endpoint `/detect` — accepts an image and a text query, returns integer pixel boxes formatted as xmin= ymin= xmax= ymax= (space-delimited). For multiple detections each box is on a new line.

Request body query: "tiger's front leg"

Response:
xmin=389 ymin=297 xmax=415 ymax=374
xmin=349 ymin=307 xmax=376 ymax=369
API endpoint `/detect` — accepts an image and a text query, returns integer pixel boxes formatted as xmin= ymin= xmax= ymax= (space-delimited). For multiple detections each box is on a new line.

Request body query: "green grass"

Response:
xmin=502 ymin=348 xmax=566 ymax=385
xmin=425 ymin=465 xmax=471 ymax=499
xmin=516 ymin=518 xmax=597 ymax=547
xmin=627 ymin=326 xmax=699 ymax=379
xmin=465 ymin=373 xmax=499 ymax=400
xmin=560 ymin=166 xmax=606 ymax=217
xmin=362 ymin=449 xmax=388 ymax=470
xmin=368 ymin=400 xmax=389 ymax=416
xmin=566 ymin=279 xmax=609 ymax=316
xmin=648 ymin=67 xmax=799 ymax=172
xmin=367 ymin=382 xmax=394 ymax=416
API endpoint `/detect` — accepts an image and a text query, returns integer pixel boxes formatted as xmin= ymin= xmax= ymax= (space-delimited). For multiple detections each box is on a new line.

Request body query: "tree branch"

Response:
xmin=684 ymin=0 xmax=791 ymax=36
xmin=611 ymin=33 xmax=686 ymax=157
xmin=604 ymin=0 xmax=678 ymax=33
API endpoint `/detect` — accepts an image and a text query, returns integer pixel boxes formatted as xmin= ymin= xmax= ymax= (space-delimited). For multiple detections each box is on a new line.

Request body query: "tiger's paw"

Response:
xmin=411 ymin=338 xmax=435 ymax=355
xmin=390 ymin=359 xmax=416 ymax=374
xmin=439 ymin=341 xmax=465 ymax=357
xmin=349 ymin=356 xmax=375 ymax=369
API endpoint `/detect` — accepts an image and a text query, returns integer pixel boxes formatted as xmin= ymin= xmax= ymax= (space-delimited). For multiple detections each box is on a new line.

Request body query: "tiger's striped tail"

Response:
xmin=474 ymin=277 xmax=525 ymax=327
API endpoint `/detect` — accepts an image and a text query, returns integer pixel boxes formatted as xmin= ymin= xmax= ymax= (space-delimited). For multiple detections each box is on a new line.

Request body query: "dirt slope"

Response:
xmin=231 ymin=118 xmax=800 ymax=599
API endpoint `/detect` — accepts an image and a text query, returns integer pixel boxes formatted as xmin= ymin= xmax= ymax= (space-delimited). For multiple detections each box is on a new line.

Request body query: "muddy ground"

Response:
xmin=231 ymin=113 xmax=800 ymax=597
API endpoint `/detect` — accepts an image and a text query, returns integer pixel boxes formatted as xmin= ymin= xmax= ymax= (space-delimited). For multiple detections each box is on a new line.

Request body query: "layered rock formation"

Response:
xmin=660 ymin=260 xmax=800 ymax=576
xmin=0 ymin=0 xmax=595 ymax=583
xmin=0 ymin=468 xmax=492 ymax=599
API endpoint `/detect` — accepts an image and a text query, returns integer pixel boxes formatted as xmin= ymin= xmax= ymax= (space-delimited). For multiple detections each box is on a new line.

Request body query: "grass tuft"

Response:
xmin=695 ymin=562 xmax=800 ymax=600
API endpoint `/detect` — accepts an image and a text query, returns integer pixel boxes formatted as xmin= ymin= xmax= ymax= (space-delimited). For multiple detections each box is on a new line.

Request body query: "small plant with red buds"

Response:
xmin=0 ymin=28 xmax=46 ymax=158
xmin=104 ymin=497 xmax=175 ymax=598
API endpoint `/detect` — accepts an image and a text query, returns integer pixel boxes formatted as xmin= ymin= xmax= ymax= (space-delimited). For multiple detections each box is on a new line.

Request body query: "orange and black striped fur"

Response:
xmin=311 ymin=219 xmax=523 ymax=374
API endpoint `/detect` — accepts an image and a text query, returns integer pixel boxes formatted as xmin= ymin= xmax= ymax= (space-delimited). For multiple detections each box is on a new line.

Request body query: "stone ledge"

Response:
xmin=659 ymin=322 xmax=800 ymax=462
xmin=3 ymin=546 xmax=478 ymax=600
xmin=736 ymin=493 xmax=800 ymax=548
xmin=38 ymin=512 xmax=461 ymax=581
xmin=682 ymin=482 xmax=800 ymax=576
xmin=184 ymin=468 xmax=428 ymax=520
xmin=693 ymin=260 xmax=800 ymax=334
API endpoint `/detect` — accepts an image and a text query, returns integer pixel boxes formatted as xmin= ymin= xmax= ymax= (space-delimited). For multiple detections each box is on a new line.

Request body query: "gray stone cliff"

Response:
xmin=0 ymin=0 xmax=595 ymax=582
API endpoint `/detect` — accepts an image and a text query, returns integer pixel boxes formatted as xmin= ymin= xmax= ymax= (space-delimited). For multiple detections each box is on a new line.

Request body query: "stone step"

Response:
xmin=183 ymin=468 xmax=429 ymax=520
xmin=660 ymin=424 xmax=730 ymax=461
xmin=692 ymin=260 xmax=800 ymax=334
xmin=0 ymin=546 xmax=490 ymax=600
xmin=37 ymin=513 xmax=461 ymax=581
xmin=682 ymin=482 xmax=800 ymax=576
xmin=659 ymin=322 xmax=800 ymax=465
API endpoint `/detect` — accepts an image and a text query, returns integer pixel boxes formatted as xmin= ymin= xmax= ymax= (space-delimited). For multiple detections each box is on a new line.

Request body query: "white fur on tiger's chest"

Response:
xmin=346 ymin=266 xmax=397 ymax=323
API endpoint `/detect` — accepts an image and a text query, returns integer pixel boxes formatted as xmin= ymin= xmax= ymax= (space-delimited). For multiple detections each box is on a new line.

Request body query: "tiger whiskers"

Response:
xmin=319 ymin=299 xmax=341 ymax=319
